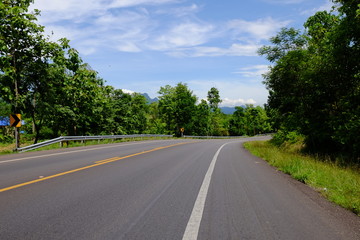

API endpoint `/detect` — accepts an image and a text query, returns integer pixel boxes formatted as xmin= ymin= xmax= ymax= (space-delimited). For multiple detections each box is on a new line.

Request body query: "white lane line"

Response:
xmin=182 ymin=142 xmax=229 ymax=240
xmin=0 ymin=140 xmax=170 ymax=164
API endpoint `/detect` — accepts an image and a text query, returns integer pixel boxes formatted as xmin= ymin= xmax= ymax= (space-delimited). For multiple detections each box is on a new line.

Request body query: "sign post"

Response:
xmin=180 ymin=128 xmax=185 ymax=137
xmin=10 ymin=114 xmax=21 ymax=149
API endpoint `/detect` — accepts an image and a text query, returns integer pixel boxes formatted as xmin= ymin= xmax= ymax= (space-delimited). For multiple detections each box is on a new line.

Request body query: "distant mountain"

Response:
xmin=142 ymin=93 xmax=159 ymax=104
xmin=220 ymin=106 xmax=246 ymax=114
xmin=139 ymin=91 xmax=242 ymax=113
xmin=220 ymin=107 xmax=236 ymax=114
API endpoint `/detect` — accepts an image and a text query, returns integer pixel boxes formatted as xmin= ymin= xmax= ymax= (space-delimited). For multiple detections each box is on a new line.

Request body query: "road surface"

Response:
xmin=0 ymin=137 xmax=359 ymax=239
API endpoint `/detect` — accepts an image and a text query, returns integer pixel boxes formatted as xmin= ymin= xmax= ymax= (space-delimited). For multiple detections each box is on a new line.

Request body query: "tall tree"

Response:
xmin=146 ymin=102 xmax=166 ymax=134
xmin=259 ymin=1 xmax=360 ymax=158
xmin=193 ymin=99 xmax=212 ymax=136
xmin=158 ymin=83 xmax=197 ymax=135
xmin=0 ymin=0 xmax=65 ymax=144
xmin=43 ymin=40 xmax=106 ymax=137
xmin=207 ymin=87 xmax=222 ymax=111
xmin=229 ymin=106 xmax=246 ymax=136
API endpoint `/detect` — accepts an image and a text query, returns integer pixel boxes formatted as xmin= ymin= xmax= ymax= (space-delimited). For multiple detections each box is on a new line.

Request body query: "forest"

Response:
xmin=1 ymin=0 xmax=359 ymax=162
xmin=0 ymin=0 xmax=271 ymax=145
xmin=259 ymin=0 xmax=360 ymax=161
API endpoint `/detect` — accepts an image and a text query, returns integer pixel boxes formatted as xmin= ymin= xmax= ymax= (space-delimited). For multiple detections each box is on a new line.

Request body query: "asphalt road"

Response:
xmin=0 ymin=137 xmax=359 ymax=239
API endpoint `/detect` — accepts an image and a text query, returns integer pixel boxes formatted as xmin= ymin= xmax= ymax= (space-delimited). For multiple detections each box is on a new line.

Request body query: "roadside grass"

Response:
xmin=0 ymin=137 xmax=172 ymax=155
xmin=0 ymin=142 xmax=16 ymax=155
xmin=244 ymin=140 xmax=360 ymax=216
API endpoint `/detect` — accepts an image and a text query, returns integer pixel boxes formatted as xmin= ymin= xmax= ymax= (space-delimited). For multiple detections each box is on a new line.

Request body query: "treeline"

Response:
xmin=0 ymin=0 xmax=271 ymax=144
xmin=259 ymin=0 xmax=360 ymax=160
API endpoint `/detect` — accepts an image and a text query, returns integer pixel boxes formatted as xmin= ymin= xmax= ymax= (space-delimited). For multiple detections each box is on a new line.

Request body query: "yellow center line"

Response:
xmin=95 ymin=156 xmax=121 ymax=164
xmin=0 ymin=142 xmax=191 ymax=193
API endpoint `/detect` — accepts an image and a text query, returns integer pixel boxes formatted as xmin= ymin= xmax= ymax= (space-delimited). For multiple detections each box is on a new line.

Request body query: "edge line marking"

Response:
xmin=182 ymin=142 xmax=230 ymax=240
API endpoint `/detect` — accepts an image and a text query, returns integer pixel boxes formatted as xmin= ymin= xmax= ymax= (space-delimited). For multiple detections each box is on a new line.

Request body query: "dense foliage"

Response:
xmin=0 ymin=0 xmax=272 ymax=145
xmin=259 ymin=0 xmax=360 ymax=160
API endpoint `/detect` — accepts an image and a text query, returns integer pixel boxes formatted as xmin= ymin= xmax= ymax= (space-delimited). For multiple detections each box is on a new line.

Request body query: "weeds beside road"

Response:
xmin=244 ymin=140 xmax=360 ymax=216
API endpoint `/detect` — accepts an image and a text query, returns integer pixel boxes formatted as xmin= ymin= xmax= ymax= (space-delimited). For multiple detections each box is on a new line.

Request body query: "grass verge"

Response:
xmin=244 ymin=140 xmax=360 ymax=216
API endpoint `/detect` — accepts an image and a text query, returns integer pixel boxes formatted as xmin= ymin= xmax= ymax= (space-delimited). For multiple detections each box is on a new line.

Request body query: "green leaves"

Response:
xmin=260 ymin=1 xmax=360 ymax=159
xmin=0 ymin=0 xmax=272 ymax=142
xmin=207 ymin=87 xmax=221 ymax=111
xmin=158 ymin=83 xmax=197 ymax=135
xmin=258 ymin=28 xmax=306 ymax=62
xmin=229 ymin=105 xmax=271 ymax=136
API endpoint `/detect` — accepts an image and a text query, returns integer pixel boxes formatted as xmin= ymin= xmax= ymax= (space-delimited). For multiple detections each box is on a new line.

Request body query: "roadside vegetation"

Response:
xmin=246 ymin=0 xmax=360 ymax=215
xmin=258 ymin=0 xmax=360 ymax=164
xmin=1 ymin=0 xmax=359 ymax=203
xmin=244 ymin=138 xmax=360 ymax=216
xmin=1 ymin=1 xmax=272 ymax=149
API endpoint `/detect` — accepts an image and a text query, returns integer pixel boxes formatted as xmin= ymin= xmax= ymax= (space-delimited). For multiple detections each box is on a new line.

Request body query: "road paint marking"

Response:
xmin=0 ymin=140 xmax=173 ymax=164
xmin=0 ymin=142 xmax=190 ymax=193
xmin=182 ymin=142 xmax=230 ymax=240
xmin=93 ymin=144 xmax=190 ymax=164
xmin=95 ymin=157 xmax=120 ymax=164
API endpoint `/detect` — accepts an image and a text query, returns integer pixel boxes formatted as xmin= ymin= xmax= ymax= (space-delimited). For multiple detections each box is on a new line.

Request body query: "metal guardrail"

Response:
xmin=16 ymin=134 xmax=173 ymax=153
xmin=183 ymin=135 xmax=247 ymax=139
xmin=183 ymin=134 xmax=272 ymax=139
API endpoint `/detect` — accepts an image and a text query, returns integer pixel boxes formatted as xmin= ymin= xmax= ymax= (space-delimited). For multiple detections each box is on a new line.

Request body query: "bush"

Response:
xmin=0 ymin=134 xmax=13 ymax=143
xmin=271 ymin=129 xmax=302 ymax=146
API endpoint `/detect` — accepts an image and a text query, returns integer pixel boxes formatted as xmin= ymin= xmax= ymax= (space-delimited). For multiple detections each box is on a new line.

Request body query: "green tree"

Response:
xmin=193 ymin=99 xmax=212 ymax=136
xmin=107 ymin=89 xmax=132 ymax=135
xmin=244 ymin=105 xmax=271 ymax=136
xmin=207 ymin=87 xmax=222 ymax=111
xmin=127 ymin=93 xmax=149 ymax=134
xmin=0 ymin=0 xmax=44 ymax=112
xmin=259 ymin=1 xmax=360 ymax=158
xmin=158 ymin=83 xmax=197 ymax=135
xmin=42 ymin=40 xmax=106 ymax=137
xmin=206 ymin=87 xmax=229 ymax=136
xmin=146 ymin=102 xmax=166 ymax=134
xmin=0 ymin=0 xmax=62 ymax=144
xmin=229 ymin=106 xmax=246 ymax=136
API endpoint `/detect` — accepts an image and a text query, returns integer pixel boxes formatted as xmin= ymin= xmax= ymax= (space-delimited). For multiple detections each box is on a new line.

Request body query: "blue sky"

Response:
xmin=30 ymin=0 xmax=333 ymax=106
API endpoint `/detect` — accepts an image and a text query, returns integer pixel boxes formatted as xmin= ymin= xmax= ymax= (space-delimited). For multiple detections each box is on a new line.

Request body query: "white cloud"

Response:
xmin=227 ymin=44 xmax=261 ymax=56
xmin=122 ymin=89 xmax=136 ymax=94
xmin=301 ymin=1 xmax=335 ymax=16
xmin=116 ymin=42 xmax=142 ymax=52
xmin=41 ymin=25 xmax=78 ymax=42
xmin=31 ymin=0 xmax=178 ymax=19
xmin=227 ymin=18 xmax=291 ymax=41
xmin=263 ymin=0 xmax=306 ymax=4
xmin=155 ymin=4 xmax=200 ymax=17
xmin=186 ymin=79 xmax=268 ymax=106
xmin=149 ymin=22 xmax=214 ymax=50
xmin=220 ymin=98 xmax=256 ymax=107
xmin=117 ymin=78 xmax=268 ymax=106
xmin=166 ymin=43 xmax=261 ymax=57
xmin=234 ymin=65 xmax=270 ymax=77
xmin=77 ymin=45 xmax=98 ymax=56
xmin=29 ymin=0 xmax=290 ymax=59
xmin=30 ymin=0 xmax=106 ymax=24
xmin=109 ymin=0 xmax=178 ymax=8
